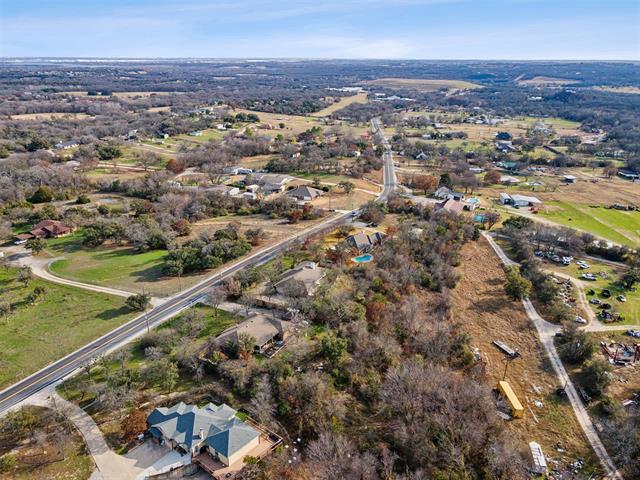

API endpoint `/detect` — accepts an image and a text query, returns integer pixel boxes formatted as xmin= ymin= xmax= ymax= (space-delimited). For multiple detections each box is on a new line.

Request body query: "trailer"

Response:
xmin=493 ymin=340 xmax=520 ymax=358
xmin=529 ymin=442 xmax=548 ymax=475
xmin=497 ymin=381 xmax=524 ymax=418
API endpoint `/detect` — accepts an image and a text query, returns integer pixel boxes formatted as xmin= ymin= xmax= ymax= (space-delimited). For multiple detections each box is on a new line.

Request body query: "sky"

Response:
xmin=1 ymin=0 xmax=639 ymax=60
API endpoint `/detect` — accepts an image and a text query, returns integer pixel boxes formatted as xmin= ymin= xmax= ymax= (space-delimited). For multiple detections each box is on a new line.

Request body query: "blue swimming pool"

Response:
xmin=467 ymin=197 xmax=480 ymax=204
xmin=352 ymin=254 xmax=373 ymax=263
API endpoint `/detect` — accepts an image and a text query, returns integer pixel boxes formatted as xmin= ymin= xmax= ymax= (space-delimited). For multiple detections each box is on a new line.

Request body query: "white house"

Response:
xmin=54 ymin=140 xmax=80 ymax=150
xmin=206 ymin=185 xmax=241 ymax=196
xmin=500 ymin=175 xmax=521 ymax=185
xmin=224 ymin=166 xmax=254 ymax=175
xmin=500 ymin=193 xmax=542 ymax=207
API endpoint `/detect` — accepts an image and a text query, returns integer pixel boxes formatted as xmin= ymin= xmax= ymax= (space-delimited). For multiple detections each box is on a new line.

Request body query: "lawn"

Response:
xmin=0 ymin=267 xmax=136 ymax=389
xmin=538 ymin=201 xmax=640 ymax=246
xmin=45 ymin=233 xmax=175 ymax=296
xmin=547 ymin=260 xmax=639 ymax=325
xmin=160 ymin=303 xmax=238 ymax=342
xmin=174 ymin=128 xmax=227 ymax=143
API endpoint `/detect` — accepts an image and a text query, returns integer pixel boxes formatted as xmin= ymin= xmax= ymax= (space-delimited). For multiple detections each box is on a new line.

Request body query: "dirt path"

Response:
xmin=548 ymin=270 xmax=597 ymax=324
xmin=483 ymin=232 xmax=625 ymax=480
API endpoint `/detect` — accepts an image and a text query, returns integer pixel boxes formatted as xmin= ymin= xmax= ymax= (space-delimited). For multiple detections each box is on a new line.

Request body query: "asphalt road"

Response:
xmin=0 ymin=118 xmax=397 ymax=414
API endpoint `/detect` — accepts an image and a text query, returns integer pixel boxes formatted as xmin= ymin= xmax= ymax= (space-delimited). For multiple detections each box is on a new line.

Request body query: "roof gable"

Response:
xmin=148 ymin=402 xmax=259 ymax=453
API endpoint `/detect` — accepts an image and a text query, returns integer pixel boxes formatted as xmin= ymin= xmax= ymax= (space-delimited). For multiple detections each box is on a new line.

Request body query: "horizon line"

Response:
xmin=2 ymin=57 xmax=639 ymax=63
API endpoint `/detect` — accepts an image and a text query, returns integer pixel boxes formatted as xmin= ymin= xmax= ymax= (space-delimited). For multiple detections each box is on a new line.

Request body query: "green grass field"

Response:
xmin=45 ymin=233 xmax=174 ymax=295
xmin=539 ymin=201 xmax=640 ymax=246
xmin=549 ymin=261 xmax=639 ymax=325
xmin=0 ymin=267 xmax=136 ymax=388
xmin=160 ymin=303 xmax=238 ymax=341
xmin=511 ymin=115 xmax=581 ymax=129
xmin=174 ymin=128 xmax=227 ymax=143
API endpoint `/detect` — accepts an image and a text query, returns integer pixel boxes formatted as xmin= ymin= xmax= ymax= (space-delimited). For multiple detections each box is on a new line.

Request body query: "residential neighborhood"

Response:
xmin=0 ymin=8 xmax=639 ymax=480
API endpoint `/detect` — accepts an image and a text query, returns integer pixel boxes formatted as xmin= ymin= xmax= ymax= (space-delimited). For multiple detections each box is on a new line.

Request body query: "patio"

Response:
xmin=193 ymin=434 xmax=276 ymax=480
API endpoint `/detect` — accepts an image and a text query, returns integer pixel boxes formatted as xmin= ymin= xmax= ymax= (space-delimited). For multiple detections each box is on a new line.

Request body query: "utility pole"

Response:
xmin=502 ymin=358 xmax=509 ymax=381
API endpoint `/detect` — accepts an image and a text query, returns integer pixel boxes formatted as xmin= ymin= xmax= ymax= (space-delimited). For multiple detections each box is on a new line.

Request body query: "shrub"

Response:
xmin=28 ymin=186 xmax=53 ymax=203
xmin=504 ymin=265 xmax=531 ymax=300
xmin=557 ymin=326 xmax=595 ymax=364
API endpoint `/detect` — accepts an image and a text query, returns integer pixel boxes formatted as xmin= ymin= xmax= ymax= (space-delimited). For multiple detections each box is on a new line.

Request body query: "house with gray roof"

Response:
xmin=245 ymin=173 xmax=293 ymax=195
xmin=286 ymin=185 xmax=324 ymax=202
xmin=274 ymin=261 xmax=325 ymax=297
xmin=216 ymin=313 xmax=292 ymax=354
xmin=147 ymin=402 xmax=261 ymax=467
xmin=346 ymin=231 xmax=385 ymax=253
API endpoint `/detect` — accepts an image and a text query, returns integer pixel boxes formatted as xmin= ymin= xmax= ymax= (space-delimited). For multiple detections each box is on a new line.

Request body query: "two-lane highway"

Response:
xmin=0 ymin=118 xmax=397 ymax=414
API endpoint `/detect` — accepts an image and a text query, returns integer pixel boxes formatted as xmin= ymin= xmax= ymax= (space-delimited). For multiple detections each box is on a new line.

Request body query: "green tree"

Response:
xmin=96 ymin=143 xmax=122 ymax=161
xmin=0 ymin=454 xmax=16 ymax=473
xmin=319 ymin=331 xmax=348 ymax=366
xmin=17 ymin=266 xmax=32 ymax=287
xmin=582 ymin=359 xmax=611 ymax=397
xmin=439 ymin=172 xmax=452 ymax=188
xmin=144 ymin=358 xmax=178 ymax=391
xmin=26 ymin=137 xmax=50 ymax=152
xmin=26 ymin=237 xmax=46 ymax=255
xmin=621 ymin=269 xmax=640 ymax=290
xmin=237 ymin=332 xmax=256 ymax=360
xmin=76 ymin=194 xmax=91 ymax=204
xmin=338 ymin=180 xmax=355 ymax=195
xmin=28 ymin=186 xmax=53 ymax=203
xmin=125 ymin=293 xmax=151 ymax=312
xmin=504 ymin=265 xmax=531 ymax=300
xmin=557 ymin=326 xmax=595 ymax=364
xmin=0 ymin=302 xmax=10 ymax=324
xmin=26 ymin=286 xmax=46 ymax=305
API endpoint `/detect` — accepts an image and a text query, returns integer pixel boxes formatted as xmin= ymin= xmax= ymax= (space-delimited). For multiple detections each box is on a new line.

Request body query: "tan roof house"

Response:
xmin=216 ymin=313 xmax=292 ymax=354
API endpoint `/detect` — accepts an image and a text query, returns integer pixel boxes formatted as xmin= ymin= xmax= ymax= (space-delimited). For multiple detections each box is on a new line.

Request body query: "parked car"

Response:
xmin=617 ymin=295 xmax=627 ymax=302
xmin=574 ymin=315 xmax=587 ymax=324
xmin=627 ymin=330 xmax=640 ymax=338
xmin=580 ymin=273 xmax=597 ymax=281
xmin=589 ymin=298 xmax=601 ymax=305
xmin=601 ymin=289 xmax=611 ymax=298
xmin=576 ymin=261 xmax=590 ymax=269
xmin=562 ymin=256 xmax=573 ymax=265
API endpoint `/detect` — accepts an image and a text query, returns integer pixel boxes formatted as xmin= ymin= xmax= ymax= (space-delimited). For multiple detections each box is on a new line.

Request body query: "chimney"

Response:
xmin=199 ymin=428 xmax=205 ymax=440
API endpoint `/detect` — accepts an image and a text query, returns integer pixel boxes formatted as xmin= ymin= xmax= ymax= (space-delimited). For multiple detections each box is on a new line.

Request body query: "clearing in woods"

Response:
xmin=591 ymin=86 xmax=640 ymax=94
xmin=365 ymin=78 xmax=482 ymax=92
xmin=310 ymin=92 xmax=368 ymax=117
xmin=451 ymin=237 xmax=601 ymax=475
xmin=517 ymin=76 xmax=581 ymax=87
xmin=10 ymin=112 xmax=93 ymax=121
